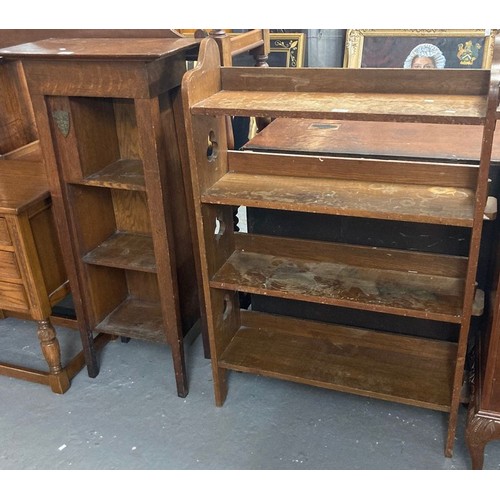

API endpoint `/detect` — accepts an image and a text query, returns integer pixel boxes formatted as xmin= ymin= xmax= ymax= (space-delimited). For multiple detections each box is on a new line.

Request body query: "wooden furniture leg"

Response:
xmin=465 ymin=405 xmax=500 ymax=469
xmin=171 ymin=338 xmax=188 ymax=398
xmin=36 ymin=318 xmax=70 ymax=394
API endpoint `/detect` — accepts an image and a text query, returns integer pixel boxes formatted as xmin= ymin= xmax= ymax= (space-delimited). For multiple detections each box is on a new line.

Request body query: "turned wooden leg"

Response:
xmin=170 ymin=339 xmax=188 ymax=398
xmin=37 ymin=319 xmax=70 ymax=394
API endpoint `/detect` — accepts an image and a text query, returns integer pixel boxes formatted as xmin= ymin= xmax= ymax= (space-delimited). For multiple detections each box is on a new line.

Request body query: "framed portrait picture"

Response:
xmin=269 ymin=32 xmax=305 ymax=68
xmin=344 ymin=29 xmax=498 ymax=69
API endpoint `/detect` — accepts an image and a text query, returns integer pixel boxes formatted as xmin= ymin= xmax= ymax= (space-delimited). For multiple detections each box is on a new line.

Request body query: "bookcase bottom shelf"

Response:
xmin=219 ymin=310 xmax=457 ymax=411
xmin=93 ymin=297 xmax=167 ymax=344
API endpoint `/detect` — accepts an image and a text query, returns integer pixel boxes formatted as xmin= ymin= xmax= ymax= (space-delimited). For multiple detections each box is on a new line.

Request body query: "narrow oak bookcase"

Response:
xmin=0 ymin=38 xmax=203 ymax=397
xmin=182 ymin=37 xmax=500 ymax=456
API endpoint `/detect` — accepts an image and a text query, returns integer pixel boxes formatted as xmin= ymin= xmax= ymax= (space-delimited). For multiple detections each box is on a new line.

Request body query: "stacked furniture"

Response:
xmin=182 ymin=36 xmax=500 ymax=456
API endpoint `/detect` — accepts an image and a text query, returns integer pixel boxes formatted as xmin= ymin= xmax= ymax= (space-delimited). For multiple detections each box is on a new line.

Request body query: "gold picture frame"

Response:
xmin=344 ymin=29 xmax=498 ymax=69
xmin=269 ymin=32 xmax=305 ymax=68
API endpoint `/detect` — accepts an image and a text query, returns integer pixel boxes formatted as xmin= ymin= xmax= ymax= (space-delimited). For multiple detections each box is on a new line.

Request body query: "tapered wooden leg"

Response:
xmin=37 ymin=319 xmax=70 ymax=394
xmin=213 ymin=367 xmax=228 ymax=407
xmin=171 ymin=339 xmax=188 ymax=398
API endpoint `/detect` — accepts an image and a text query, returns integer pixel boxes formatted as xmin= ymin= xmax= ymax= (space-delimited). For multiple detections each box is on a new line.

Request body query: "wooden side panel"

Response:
xmin=0 ymin=218 xmax=12 ymax=246
xmin=0 ymin=59 xmax=37 ymax=154
xmin=113 ymin=99 xmax=140 ymax=160
xmin=0 ymin=250 xmax=21 ymax=280
xmin=0 ymin=281 xmax=29 ymax=311
xmin=29 ymin=201 xmax=67 ymax=298
xmin=69 ymin=97 xmax=121 ymax=179
xmin=158 ymin=89 xmax=199 ymax=332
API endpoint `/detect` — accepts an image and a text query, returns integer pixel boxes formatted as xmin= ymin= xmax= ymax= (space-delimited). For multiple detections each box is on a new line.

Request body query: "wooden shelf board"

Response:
xmin=192 ymin=91 xmax=487 ymax=125
xmin=219 ymin=310 xmax=456 ymax=411
xmin=93 ymin=297 xmax=166 ymax=343
xmin=202 ymin=172 xmax=476 ymax=227
xmin=79 ymin=159 xmax=145 ymax=191
xmin=83 ymin=231 xmax=156 ymax=273
xmin=210 ymin=234 xmax=467 ymax=323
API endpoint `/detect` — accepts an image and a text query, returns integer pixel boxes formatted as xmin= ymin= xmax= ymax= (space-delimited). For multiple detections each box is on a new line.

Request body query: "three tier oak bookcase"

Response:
xmin=182 ymin=37 xmax=500 ymax=455
xmin=0 ymin=38 xmax=202 ymax=397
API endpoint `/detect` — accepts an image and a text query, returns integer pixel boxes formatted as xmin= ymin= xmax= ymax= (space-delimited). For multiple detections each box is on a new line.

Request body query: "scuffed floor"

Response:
xmin=0 ymin=316 xmax=499 ymax=470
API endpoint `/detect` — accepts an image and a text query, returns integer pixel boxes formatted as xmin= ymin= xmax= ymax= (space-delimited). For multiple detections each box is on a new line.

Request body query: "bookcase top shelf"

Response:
xmin=193 ymin=90 xmax=487 ymax=124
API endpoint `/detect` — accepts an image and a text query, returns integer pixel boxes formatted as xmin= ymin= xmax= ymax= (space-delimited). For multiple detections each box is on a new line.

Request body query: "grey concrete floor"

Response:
xmin=1 ymin=315 xmax=500 ymax=471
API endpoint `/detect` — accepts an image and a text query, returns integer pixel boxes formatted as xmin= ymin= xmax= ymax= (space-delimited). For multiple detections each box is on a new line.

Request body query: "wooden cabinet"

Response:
xmin=0 ymin=160 xmax=96 ymax=392
xmin=0 ymin=38 xmax=202 ymax=397
xmin=182 ymin=36 xmax=500 ymax=456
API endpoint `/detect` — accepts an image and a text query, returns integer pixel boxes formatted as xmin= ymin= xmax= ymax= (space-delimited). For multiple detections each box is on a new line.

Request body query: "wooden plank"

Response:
xmin=192 ymin=90 xmax=487 ymax=124
xmin=242 ymin=118 xmax=500 ymax=164
xmin=80 ymin=159 xmax=146 ymax=191
xmin=228 ymin=30 xmax=265 ymax=55
xmin=93 ymin=297 xmax=166 ymax=343
xmin=0 ymin=363 xmax=48 ymax=386
xmin=210 ymin=234 xmax=467 ymax=323
xmin=228 ymin=150 xmax=478 ymax=188
xmin=202 ymin=172 xmax=476 ymax=226
xmin=220 ymin=66 xmax=490 ymax=96
xmin=0 ymin=38 xmax=199 ymax=61
xmin=83 ymin=231 xmax=156 ymax=273
xmin=1 ymin=141 xmax=41 ymax=161
xmin=219 ymin=310 xmax=456 ymax=411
